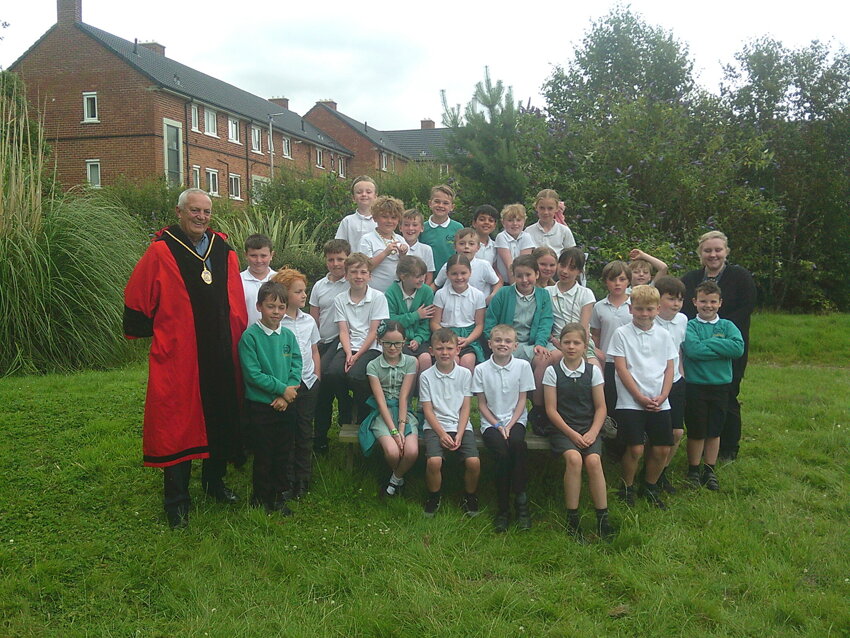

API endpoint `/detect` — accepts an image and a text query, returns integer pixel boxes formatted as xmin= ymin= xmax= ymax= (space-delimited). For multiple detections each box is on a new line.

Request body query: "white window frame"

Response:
xmin=228 ymin=117 xmax=241 ymax=144
xmin=251 ymin=126 xmax=263 ymax=153
xmin=228 ymin=173 xmax=242 ymax=200
xmin=315 ymin=147 xmax=324 ymax=169
xmin=191 ymin=104 xmax=200 ymax=131
xmin=337 ymin=156 xmax=346 ymax=178
xmin=82 ymin=92 xmax=99 ymax=123
xmin=206 ymin=168 xmax=219 ymax=196
xmin=192 ymin=165 xmax=201 ymax=188
xmin=380 ymin=152 xmax=388 ymax=172
xmin=282 ymin=136 xmax=292 ymax=159
xmin=85 ymin=159 xmax=101 ymax=187
xmin=204 ymin=108 xmax=218 ymax=137
xmin=162 ymin=118 xmax=184 ymax=187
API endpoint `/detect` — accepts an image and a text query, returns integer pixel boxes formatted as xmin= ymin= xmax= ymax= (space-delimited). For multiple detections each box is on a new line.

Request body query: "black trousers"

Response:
xmin=162 ymin=456 xmax=226 ymax=516
xmin=719 ymin=374 xmax=743 ymax=455
xmin=314 ymin=339 xmax=353 ymax=445
xmin=247 ymin=400 xmax=296 ymax=504
xmin=324 ymin=348 xmax=382 ymax=424
xmin=287 ymin=380 xmax=319 ymax=483
xmin=482 ymin=424 xmax=528 ymax=513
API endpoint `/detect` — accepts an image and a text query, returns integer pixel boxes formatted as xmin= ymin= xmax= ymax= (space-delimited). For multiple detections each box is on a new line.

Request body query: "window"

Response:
xmin=82 ymin=92 xmax=98 ymax=123
xmin=86 ymin=160 xmax=101 ymax=187
xmin=282 ymin=137 xmax=291 ymax=158
xmin=251 ymin=175 xmax=270 ymax=203
xmin=228 ymin=117 xmax=240 ymax=143
xmin=228 ymin=173 xmax=242 ymax=200
xmin=251 ymin=126 xmax=262 ymax=153
xmin=163 ymin=119 xmax=183 ymax=187
xmin=337 ymin=156 xmax=346 ymax=178
xmin=204 ymin=108 xmax=218 ymax=136
xmin=192 ymin=165 xmax=200 ymax=188
xmin=191 ymin=105 xmax=199 ymax=131
xmin=380 ymin=152 xmax=388 ymax=171
xmin=206 ymin=169 xmax=219 ymax=196
xmin=315 ymin=147 xmax=324 ymax=168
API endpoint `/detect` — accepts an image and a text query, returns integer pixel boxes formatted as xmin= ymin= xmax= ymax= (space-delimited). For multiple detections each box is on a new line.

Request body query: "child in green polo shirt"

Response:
xmin=385 ymin=255 xmax=435 ymax=374
xmin=420 ymin=184 xmax=463 ymax=273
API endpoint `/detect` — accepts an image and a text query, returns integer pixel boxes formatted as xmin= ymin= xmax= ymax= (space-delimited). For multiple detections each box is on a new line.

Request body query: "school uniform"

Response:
xmin=655 ymin=313 xmax=688 ymax=430
xmin=406 ymin=241 xmax=436 ymax=275
xmin=240 ymin=268 xmax=276 ymax=329
xmin=590 ymin=295 xmax=632 ymax=415
xmin=484 ymin=285 xmax=553 ymax=349
xmin=494 ymin=229 xmax=536 ymax=282
xmin=335 ymin=211 xmax=376 ymax=254
xmin=385 ymin=281 xmax=434 ymax=353
xmin=434 ymin=257 xmax=501 ymax=298
xmin=280 ymin=309 xmax=321 ymax=485
xmin=420 ymin=217 xmax=463 ymax=273
xmin=542 ymin=360 xmax=605 ymax=456
xmin=472 ymin=356 xmax=535 ymax=513
xmin=477 ymin=238 xmax=497 ymax=268
xmin=525 ymin=221 xmax=576 ymax=255
xmin=359 ymin=231 xmax=409 ymax=293
xmin=607 ymin=322 xmax=677 ymax=446
xmin=360 ymin=354 xmax=419 ymax=455
xmin=419 ymin=363 xmax=477 ymax=459
xmin=433 ymin=284 xmax=486 ymax=362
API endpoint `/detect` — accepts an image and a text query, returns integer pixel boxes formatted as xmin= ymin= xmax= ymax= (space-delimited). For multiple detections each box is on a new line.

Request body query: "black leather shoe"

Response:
xmin=166 ymin=505 xmax=189 ymax=530
xmin=271 ymin=495 xmax=294 ymax=516
xmin=206 ymin=484 xmax=239 ymax=504
xmin=293 ymin=480 xmax=310 ymax=499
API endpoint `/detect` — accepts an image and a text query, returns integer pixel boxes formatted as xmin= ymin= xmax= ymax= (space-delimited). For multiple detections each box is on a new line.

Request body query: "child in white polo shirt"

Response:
xmin=335 ymin=176 xmax=377 ymax=252
xmin=324 ymin=253 xmax=390 ymax=425
xmin=431 ymin=254 xmax=486 ymax=373
xmin=358 ymin=196 xmax=409 ymax=293
xmin=472 ymin=324 xmax=536 ymax=533
xmin=310 ymin=239 xmax=352 ymax=453
xmin=433 ymin=228 xmax=502 ymax=303
xmin=471 ymin=205 xmax=499 ymax=268
xmin=608 ymin=285 xmax=677 ymax=510
xmin=495 ymin=203 xmax=535 ymax=283
xmin=274 ymin=268 xmax=321 ymax=499
xmin=419 ymin=328 xmax=480 ymax=518
xmin=400 ymin=209 xmax=436 ymax=286
xmin=590 ymin=260 xmax=633 ymax=417
xmin=525 ymin=188 xmax=576 ymax=255
xmin=240 ymin=234 xmax=276 ymax=329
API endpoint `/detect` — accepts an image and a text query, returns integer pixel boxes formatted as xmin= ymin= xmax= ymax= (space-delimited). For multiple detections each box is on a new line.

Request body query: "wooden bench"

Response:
xmin=338 ymin=423 xmax=551 ymax=470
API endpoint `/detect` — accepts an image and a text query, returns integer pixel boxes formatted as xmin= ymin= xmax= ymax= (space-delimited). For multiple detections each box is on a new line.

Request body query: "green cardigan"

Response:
xmin=484 ymin=285 xmax=553 ymax=347
xmin=385 ymin=281 xmax=435 ymax=346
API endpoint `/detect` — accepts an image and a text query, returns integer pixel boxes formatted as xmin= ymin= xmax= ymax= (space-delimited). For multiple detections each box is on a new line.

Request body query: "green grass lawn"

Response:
xmin=1 ymin=313 xmax=848 ymax=636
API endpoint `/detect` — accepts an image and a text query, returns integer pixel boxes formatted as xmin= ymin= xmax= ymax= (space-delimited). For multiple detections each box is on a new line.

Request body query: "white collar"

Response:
xmin=241 ymin=268 xmax=274 ymax=283
xmin=627 ymin=322 xmax=656 ymax=336
xmin=489 ymin=355 xmax=515 ymax=371
xmin=448 ymin=285 xmax=471 ymax=297
xmin=282 ymin=309 xmax=308 ymax=322
xmin=256 ymin=320 xmax=282 ymax=335
xmin=354 ymin=211 xmax=373 ymax=221
xmin=516 ymin=287 xmax=535 ymax=302
xmin=346 ymin=286 xmax=375 ymax=305
xmin=696 ymin=315 xmax=720 ymax=324
xmin=427 ymin=216 xmax=451 ymax=228
xmin=559 ymin=359 xmax=586 ymax=376
xmin=433 ymin=363 xmax=459 ymax=379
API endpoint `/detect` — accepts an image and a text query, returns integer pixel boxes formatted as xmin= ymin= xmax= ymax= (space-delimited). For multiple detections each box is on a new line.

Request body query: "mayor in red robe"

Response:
xmin=123 ymin=188 xmax=247 ymax=529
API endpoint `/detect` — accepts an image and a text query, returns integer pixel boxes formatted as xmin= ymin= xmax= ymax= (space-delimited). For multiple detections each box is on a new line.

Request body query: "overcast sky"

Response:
xmin=2 ymin=0 xmax=848 ymax=130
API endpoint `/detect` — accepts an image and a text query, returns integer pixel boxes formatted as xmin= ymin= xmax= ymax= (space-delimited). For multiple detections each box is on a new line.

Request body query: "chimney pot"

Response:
xmin=57 ymin=0 xmax=82 ymax=25
xmin=140 ymin=41 xmax=166 ymax=56
xmin=421 ymin=118 xmax=435 ymax=129
xmin=269 ymin=97 xmax=289 ymax=110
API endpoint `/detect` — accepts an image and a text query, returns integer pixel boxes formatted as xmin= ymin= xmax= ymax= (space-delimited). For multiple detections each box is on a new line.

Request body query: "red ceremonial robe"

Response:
xmin=123 ymin=226 xmax=248 ymax=468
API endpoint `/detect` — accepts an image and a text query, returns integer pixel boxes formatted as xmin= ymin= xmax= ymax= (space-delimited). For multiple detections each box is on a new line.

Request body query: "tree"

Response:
xmin=440 ymin=67 xmax=528 ymax=205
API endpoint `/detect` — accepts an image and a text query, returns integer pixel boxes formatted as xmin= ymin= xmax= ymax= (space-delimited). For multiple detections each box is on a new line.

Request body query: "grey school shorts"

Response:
xmin=423 ymin=428 xmax=479 ymax=460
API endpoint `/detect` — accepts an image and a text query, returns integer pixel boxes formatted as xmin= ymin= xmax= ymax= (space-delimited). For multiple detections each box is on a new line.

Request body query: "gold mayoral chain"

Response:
xmin=165 ymin=230 xmax=216 ymax=284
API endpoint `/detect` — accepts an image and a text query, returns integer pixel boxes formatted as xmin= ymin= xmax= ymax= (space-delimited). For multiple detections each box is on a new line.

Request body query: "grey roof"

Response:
xmin=74 ymin=23 xmax=352 ymax=155
xmin=383 ymin=127 xmax=451 ymax=162
xmin=311 ymin=103 xmax=407 ymax=157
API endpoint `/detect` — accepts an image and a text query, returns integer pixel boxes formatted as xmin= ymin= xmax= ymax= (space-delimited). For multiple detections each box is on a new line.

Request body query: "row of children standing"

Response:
xmin=237 ymin=175 xmax=744 ymax=539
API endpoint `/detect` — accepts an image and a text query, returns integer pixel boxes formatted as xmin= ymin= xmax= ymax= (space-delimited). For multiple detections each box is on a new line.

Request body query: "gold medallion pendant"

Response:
xmin=201 ymin=268 xmax=213 ymax=284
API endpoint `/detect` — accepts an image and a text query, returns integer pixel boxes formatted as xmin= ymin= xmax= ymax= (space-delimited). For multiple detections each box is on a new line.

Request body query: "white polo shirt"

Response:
xmin=471 ymin=356 xmax=536 ymax=430
xmin=547 ymin=283 xmax=596 ymax=336
xmin=335 ymin=211 xmax=376 ymax=254
xmin=525 ymin=221 xmax=576 ymax=254
xmin=434 ymin=257 xmax=501 ymax=298
xmin=308 ymin=275 xmax=350 ymax=343
xmin=477 ymin=238 xmax=497 ymax=267
xmin=280 ymin=309 xmax=321 ymax=389
xmin=655 ymin=312 xmax=688 ymax=382
xmin=542 ymin=358 xmax=604 ymax=387
xmin=433 ymin=284 xmax=486 ymax=328
xmin=240 ymin=268 xmax=276 ymax=330
xmin=359 ymin=231 xmax=409 ymax=293
xmin=590 ymin=296 xmax=632 ymax=355
xmin=406 ymin=241 xmax=435 ymax=274
xmin=608 ymin=322 xmax=678 ymax=411
xmin=419 ymin=363 xmax=473 ymax=432
xmin=333 ymin=286 xmax=390 ymax=352
xmin=494 ymin=230 xmax=536 ymax=281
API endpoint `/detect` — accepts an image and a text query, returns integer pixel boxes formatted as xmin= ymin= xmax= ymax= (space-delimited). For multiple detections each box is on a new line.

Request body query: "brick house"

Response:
xmin=9 ymin=0 xmax=353 ymax=202
xmin=384 ymin=119 xmax=451 ymax=174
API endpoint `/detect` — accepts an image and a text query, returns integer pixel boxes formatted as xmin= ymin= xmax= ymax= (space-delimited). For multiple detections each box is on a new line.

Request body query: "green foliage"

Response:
xmin=274 ymin=247 xmax=328 ymax=289
xmin=441 ymin=67 xmax=528 ymax=205
xmin=97 ymin=176 xmax=185 ymax=235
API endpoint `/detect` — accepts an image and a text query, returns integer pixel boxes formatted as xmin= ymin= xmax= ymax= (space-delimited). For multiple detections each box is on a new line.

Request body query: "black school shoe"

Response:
xmin=658 ymin=468 xmax=677 ymax=494
xmin=642 ymin=482 xmax=668 ymax=510
xmin=493 ymin=511 xmax=510 ymax=534
xmin=204 ymin=484 xmax=239 ymax=504
xmin=596 ymin=512 xmax=616 ymax=541
xmin=515 ymin=493 xmax=531 ymax=530
xmin=617 ymin=483 xmax=635 ymax=507
xmin=423 ymin=493 xmax=441 ymax=518
xmin=166 ymin=505 xmax=189 ymax=530
xmin=701 ymin=465 xmax=719 ymax=491
xmin=461 ymin=493 xmax=480 ymax=518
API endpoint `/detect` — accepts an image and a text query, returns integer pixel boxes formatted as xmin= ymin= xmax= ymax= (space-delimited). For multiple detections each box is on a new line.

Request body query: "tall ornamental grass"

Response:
xmin=0 ymin=73 xmax=147 ymax=375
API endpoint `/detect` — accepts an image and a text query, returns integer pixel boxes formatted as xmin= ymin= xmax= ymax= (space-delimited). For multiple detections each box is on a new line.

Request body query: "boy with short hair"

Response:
xmin=628 ymin=249 xmax=669 ymax=287
xmin=590 ymin=260 xmax=633 ymax=417
xmin=420 ymin=184 xmax=463 ymax=273
xmin=472 ymin=324 xmax=536 ymax=532
xmin=653 ymin=275 xmax=688 ymax=493
xmin=310 ymin=239 xmax=352 ymax=453
xmin=608 ymin=285 xmax=677 ymax=509
xmin=433 ymin=228 xmax=502 ymax=303
xmin=419 ymin=328 xmax=480 ymax=517
xmin=335 ymin=176 xmax=378 ymax=251
xmin=238 ymin=281 xmax=302 ymax=515
xmin=325 ymin=253 xmax=390 ymax=424
xmin=495 ymin=203 xmax=535 ymax=283
xmin=682 ymin=280 xmax=744 ymax=490
xmin=241 ymin=234 xmax=276 ymax=328
xmin=358 ymin=196 xmax=409 ymax=293
xmin=400 ymin=209 xmax=436 ymax=286
xmin=471 ymin=204 xmax=499 ymax=267
xmin=385 ymin=255 xmax=435 ymax=372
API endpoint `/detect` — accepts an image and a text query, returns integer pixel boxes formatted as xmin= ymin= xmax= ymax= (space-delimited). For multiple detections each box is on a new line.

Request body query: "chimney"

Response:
xmin=421 ymin=118 xmax=435 ymax=129
xmin=57 ymin=0 xmax=82 ymax=25
xmin=269 ymin=97 xmax=289 ymax=110
xmin=140 ymin=41 xmax=166 ymax=56
xmin=318 ymin=99 xmax=338 ymax=111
